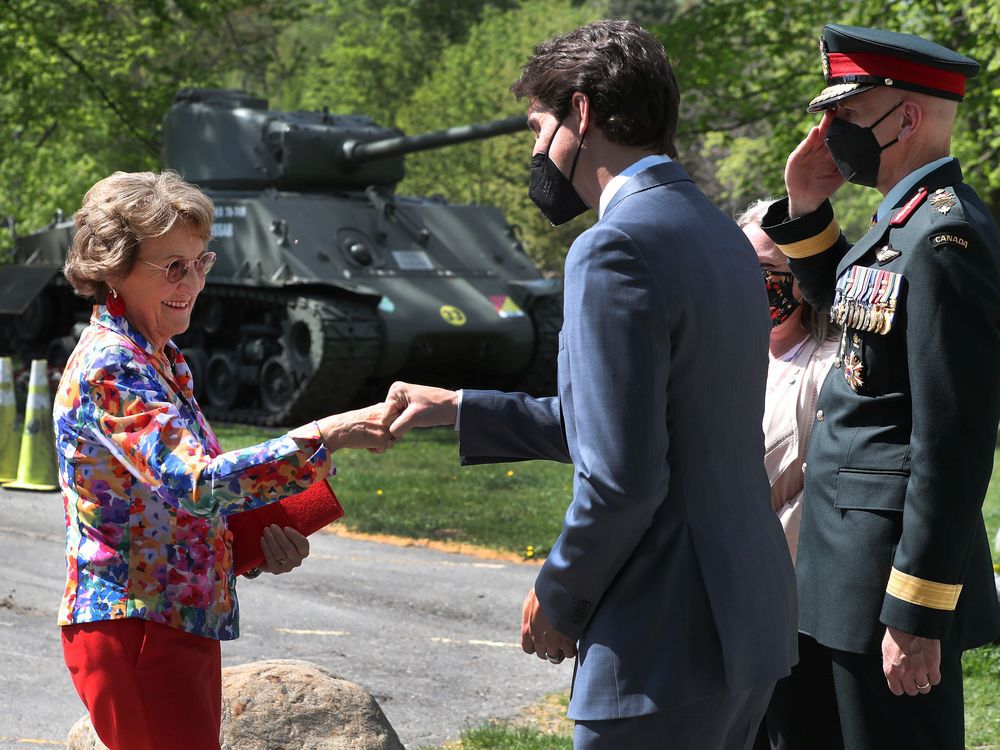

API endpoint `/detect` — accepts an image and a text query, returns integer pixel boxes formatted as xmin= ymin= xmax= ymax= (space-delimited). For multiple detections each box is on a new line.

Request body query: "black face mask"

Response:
xmin=528 ymin=120 xmax=588 ymax=226
xmin=763 ymin=270 xmax=801 ymax=328
xmin=824 ymin=100 xmax=903 ymax=187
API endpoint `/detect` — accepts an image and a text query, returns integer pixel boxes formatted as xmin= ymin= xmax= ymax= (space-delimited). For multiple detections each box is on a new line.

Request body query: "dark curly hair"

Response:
xmin=511 ymin=19 xmax=680 ymax=158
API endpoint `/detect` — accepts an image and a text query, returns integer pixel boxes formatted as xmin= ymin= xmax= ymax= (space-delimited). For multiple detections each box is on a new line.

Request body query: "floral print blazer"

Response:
xmin=54 ymin=306 xmax=333 ymax=639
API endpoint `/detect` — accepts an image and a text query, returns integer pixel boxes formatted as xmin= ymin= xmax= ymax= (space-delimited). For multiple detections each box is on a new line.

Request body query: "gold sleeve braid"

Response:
xmin=886 ymin=568 xmax=963 ymax=611
xmin=776 ymin=218 xmax=842 ymax=259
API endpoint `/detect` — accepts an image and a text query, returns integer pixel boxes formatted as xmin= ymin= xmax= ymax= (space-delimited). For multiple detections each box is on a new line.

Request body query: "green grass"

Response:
xmin=215 ymin=422 xmax=1000 ymax=748
xmin=964 ymin=447 xmax=1000 ymax=749
xmin=214 ymin=423 xmax=573 ymax=558
xmin=440 ymin=725 xmax=573 ymax=750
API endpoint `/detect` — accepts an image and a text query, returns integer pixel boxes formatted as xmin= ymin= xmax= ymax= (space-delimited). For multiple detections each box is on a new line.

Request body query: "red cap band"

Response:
xmin=827 ymin=52 xmax=966 ymax=97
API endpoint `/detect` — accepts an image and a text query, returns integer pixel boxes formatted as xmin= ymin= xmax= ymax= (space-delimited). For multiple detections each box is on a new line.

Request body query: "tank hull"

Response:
xmin=0 ymin=90 xmax=561 ymax=424
xmin=2 ymin=190 xmax=561 ymax=425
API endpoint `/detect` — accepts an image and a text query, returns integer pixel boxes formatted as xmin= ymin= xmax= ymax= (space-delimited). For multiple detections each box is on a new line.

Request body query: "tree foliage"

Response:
xmin=0 ymin=0 xmax=305 ymax=258
xmin=394 ymin=0 xmax=607 ymax=272
xmin=656 ymin=0 xmax=1000 ymax=237
xmin=284 ymin=0 xmax=518 ymax=125
xmin=2 ymin=0 xmax=995 ymax=271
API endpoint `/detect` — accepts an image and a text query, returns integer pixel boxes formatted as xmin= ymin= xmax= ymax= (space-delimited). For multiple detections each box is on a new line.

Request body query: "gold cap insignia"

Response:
xmin=820 ymin=37 xmax=830 ymax=80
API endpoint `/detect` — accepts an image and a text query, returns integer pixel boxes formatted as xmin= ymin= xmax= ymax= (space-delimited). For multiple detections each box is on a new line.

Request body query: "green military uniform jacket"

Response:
xmin=762 ymin=159 xmax=1000 ymax=654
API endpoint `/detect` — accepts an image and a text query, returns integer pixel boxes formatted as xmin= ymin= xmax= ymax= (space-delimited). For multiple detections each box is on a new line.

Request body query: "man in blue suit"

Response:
xmin=383 ymin=20 xmax=797 ymax=749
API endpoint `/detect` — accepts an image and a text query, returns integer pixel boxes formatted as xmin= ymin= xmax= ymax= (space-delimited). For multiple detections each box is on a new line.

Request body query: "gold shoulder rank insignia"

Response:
xmin=929 ymin=189 xmax=957 ymax=214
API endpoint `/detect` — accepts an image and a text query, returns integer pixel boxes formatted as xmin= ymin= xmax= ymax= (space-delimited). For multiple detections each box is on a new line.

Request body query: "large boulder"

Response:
xmin=67 ymin=659 xmax=404 ymax=750
xmin=221 ymin=659 xmax=404 ymax=750
xmin=66 ymin=716 xmax=105 ymax=750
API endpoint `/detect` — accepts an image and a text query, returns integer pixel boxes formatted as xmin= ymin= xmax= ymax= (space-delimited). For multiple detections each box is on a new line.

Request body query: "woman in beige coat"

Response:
xmin=741 ymin=199 xmax=842 ymax=750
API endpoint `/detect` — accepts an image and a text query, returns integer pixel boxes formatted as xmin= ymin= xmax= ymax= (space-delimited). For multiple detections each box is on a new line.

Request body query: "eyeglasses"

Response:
xmin=141 ymin=251 xmax=217 ymax=283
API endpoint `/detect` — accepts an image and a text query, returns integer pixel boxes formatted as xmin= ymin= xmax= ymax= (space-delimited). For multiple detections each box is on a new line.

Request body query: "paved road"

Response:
xmin=0 ymin=487 xmax=569 ymax=749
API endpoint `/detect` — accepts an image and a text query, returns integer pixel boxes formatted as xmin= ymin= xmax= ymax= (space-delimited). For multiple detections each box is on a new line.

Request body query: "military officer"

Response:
xmin=761 ymin=24 xmax=1000 ymax=750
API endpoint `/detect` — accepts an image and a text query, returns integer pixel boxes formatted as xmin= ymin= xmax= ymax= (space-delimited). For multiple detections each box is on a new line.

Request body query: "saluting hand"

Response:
xmin=785 ymin=110 xmax=845 ymax=218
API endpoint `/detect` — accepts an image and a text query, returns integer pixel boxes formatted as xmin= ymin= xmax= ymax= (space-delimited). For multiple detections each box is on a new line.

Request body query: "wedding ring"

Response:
xmin=547 ymin=655 xmax=562 ymax=664
xmin=916 ymin=681 xmax=931 ymax=690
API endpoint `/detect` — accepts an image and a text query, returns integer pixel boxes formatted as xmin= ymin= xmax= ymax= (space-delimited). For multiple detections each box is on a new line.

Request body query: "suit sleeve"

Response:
xmin=761 ymin=197 xmax=849 ymax=313
xmin=534 ymin=225 xmax=671 ymax=639
xmin=458 ymin=392 xmax=570 ymax=465
xmin=879 ymin=220 xmax=1000 ymax=637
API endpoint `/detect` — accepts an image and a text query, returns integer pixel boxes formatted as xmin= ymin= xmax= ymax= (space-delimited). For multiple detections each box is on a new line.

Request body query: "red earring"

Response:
xmin=106 ymin=289 xmax=126 ymax=317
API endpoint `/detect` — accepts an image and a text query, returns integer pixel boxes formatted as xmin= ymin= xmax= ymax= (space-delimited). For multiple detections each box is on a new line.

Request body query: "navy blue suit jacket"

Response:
xmin=459 ymin=162 xmax=797 ymax=720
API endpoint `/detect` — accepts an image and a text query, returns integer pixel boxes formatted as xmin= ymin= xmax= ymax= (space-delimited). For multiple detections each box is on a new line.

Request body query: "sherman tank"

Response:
xmin=0 ymin=88 xmax=561 ymax=425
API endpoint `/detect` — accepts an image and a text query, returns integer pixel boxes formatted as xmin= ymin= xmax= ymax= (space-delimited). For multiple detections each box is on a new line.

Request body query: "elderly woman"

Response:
xmin=739 ymin=199 xmax=843 ymax=750
xmin=55 ymin=170 xmax=391 ymax=750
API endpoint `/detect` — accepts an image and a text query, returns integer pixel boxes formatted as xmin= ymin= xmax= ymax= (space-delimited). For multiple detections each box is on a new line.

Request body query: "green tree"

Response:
xmin=655 ymin=0 xmax=1000 ymax=236
xmin=394 ymin=0 xmax=608 ymax=272
xmin=288 ymin=0 xmax=518 ymax=125
xmin=0 ymin=0 xmax=303 ymax=258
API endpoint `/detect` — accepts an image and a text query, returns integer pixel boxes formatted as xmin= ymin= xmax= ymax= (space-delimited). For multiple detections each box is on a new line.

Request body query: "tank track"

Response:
xmin=179 ymin=285 xmax=381 ymax=427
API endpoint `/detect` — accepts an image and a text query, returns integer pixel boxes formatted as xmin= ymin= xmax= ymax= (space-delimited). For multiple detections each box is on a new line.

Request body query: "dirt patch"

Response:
xmin=513 ymin=691 xmax=573 ymax=736
xmin=320 ymin=524 xmax=543 ymax=565
xmin=0 ymin=590 xmax=48 ymax=617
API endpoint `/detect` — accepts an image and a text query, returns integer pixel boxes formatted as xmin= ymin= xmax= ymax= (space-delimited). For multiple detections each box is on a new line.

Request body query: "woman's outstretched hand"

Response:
xmin=317 ymin=402 xmax=397 ymax=453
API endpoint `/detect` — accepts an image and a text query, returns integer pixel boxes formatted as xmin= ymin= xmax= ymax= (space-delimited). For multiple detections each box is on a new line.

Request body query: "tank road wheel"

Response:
xmin=259 ymin=356 xmax=295 ymax=416
xmin=205 ymin=352 xmax=241 ymax=411
xmin=182 ymin=285 xmax=382 ymax=426
xmin=198 ymin=296 xmax=227 ymax=335
xmin=513 ymin=292 xmax=563 ymax=396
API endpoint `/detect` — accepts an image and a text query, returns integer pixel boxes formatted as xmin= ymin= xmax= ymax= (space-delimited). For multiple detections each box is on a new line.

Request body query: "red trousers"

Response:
xmin=62 ymin=618 xmax=222 ymax=750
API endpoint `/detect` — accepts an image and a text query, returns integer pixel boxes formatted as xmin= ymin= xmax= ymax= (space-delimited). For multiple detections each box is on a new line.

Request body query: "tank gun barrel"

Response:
xmin=344 ymin=115 xmax=527 ymax=164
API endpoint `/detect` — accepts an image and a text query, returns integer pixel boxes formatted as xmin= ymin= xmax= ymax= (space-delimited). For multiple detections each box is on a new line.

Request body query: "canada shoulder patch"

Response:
xmin=930 ymin=233 xmax=970 ymax=249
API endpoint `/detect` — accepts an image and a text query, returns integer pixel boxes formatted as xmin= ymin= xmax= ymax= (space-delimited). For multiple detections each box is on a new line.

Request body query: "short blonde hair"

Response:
xmin=64 ymin=170 xmax=214 ymax=300
xmin=736 ymin=196 xmax=839 ymax=343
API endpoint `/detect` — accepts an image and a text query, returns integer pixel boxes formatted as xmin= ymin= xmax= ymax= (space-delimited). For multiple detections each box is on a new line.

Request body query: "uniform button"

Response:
xmin=834 ymin=358 xmax=842 ymax=369
xmin=802 ymin=462 xmax=807 ymax=473
xmin=816 ymin=409 xmax=824 ymax=422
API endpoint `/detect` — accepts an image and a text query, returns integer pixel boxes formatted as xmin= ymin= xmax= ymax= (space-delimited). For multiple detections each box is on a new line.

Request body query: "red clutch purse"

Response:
xmin=228 ymin=481 xmax=344 ymax=575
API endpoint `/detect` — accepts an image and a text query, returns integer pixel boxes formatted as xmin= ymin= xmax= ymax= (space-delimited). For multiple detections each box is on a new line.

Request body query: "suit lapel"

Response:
xmin=836 ymin=160 xmax=964 ymax=275
xmin=602 ymin=161 xmax=692 ymax=220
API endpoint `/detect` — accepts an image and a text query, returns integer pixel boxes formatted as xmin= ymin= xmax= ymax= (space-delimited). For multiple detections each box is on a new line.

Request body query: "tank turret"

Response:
xmin=2 ymin=89 xmax=561 ymax=426
xmin=163 ymin=88 xmax=526 ymax=191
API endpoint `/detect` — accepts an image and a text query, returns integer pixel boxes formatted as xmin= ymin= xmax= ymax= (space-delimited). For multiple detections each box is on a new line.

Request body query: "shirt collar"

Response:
xmin=876 ymin=156 xmax=954 ymax=222
xmin=92 ymin=305 xmax=180 ymax=366
xmin=598 ymin=154 xmax=672 ymax=219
